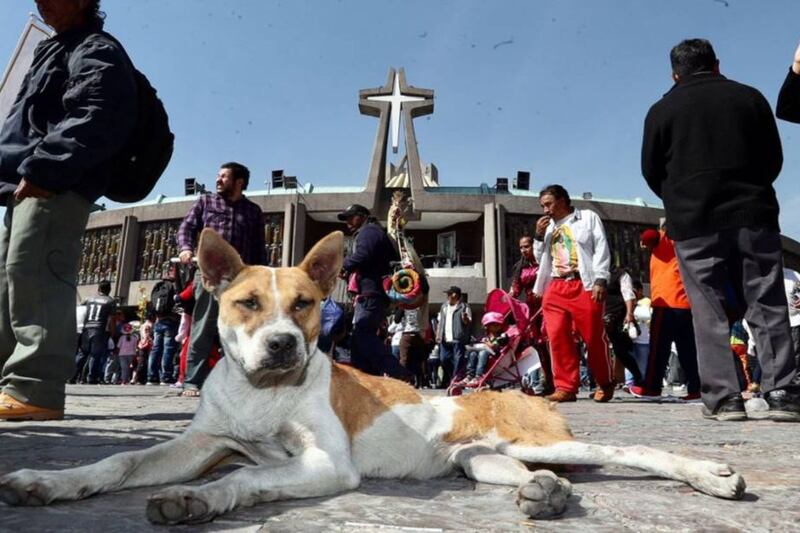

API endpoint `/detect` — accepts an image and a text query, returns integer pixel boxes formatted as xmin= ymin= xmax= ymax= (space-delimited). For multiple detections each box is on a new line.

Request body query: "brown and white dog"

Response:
xmin=0 ymin=229 xmax=746 ymax=524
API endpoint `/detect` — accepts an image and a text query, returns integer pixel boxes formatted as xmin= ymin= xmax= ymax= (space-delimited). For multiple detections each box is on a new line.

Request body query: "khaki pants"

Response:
xmin=0 ymin=192 xmax=90 ymax=409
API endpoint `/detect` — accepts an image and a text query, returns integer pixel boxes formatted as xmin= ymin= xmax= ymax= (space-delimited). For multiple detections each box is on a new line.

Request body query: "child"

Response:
xmin=463 ymin=312 xmax=510 ymax=387
xmin=116 ymin=323 xmax=139 ymax=385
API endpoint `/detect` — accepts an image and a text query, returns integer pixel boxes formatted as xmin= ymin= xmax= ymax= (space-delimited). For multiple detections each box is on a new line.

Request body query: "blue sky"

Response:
xmin=1 ymin=0 xmax=800 ymax=239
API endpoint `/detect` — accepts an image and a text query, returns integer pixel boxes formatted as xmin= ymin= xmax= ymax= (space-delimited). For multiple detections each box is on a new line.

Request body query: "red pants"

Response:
xmin=542 ymin=279 xmax=613 ymax=393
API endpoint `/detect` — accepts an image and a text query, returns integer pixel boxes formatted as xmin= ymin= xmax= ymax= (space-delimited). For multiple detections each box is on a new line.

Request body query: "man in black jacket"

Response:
xmin=0 ymin=0 xmax=137 ymax=420
xmin=642 ymin=38 xmax=799 ymax=422
xmin=338 ymin=204 xmax=407 ymax=378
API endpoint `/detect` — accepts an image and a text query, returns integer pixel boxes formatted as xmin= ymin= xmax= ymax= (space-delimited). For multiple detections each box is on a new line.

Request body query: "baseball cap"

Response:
xmin=337 ymin=204 xmax=370 ymax=221
xmin=444 ymin=286 xmax=462 ymax=296
xmin=640 ymin=229 xmax=660 ymax=247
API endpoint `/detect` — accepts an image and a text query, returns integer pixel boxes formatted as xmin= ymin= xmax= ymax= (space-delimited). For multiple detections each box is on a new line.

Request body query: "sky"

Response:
xmin=1 ymin=0 xmax=800 ymax=239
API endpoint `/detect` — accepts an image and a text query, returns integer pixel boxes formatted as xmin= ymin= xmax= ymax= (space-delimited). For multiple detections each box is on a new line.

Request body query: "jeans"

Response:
xmin=148 ymin=318 xmax=178 ymax=383
xmin=626 ymin=344 xmax=650 ymax=386
xmin=467 ymin=349 xmax=491 ymax=379
xmin=439 ymin=341 xmax=467 ymax=386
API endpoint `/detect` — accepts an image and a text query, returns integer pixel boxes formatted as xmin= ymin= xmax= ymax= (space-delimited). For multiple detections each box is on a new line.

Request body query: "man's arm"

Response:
xmin=753 ymin=91 xmax=783 ymax=182
xmin=641 ymin=107 xmax=666 ymax=198
xmin=776 ymin=43 xmax=800 ymax=123
xmin=18 ymin=40 xmax=137 ymax=192
xmin=589 ymin=213 xmax=611 ymax=302
xmin=620 ymin=272 xmax=636 ymax=323
xmin=176 ymin=197 xmax=205 ymax=260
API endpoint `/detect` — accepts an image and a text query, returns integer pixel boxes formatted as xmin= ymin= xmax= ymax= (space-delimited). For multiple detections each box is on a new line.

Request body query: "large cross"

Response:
xmin=366 ymin=71 xmax=426 ymax=153
xmin=359 ymin=68 xmax=433 ymax=195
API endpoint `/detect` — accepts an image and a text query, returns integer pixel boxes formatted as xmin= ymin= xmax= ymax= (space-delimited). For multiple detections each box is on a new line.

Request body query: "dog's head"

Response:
xmin=197 ymin=228 xmax=343 ymax=383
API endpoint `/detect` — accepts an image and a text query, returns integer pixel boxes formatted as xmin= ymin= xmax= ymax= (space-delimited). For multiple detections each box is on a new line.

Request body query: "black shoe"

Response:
xmin=765 ymin=387 xmax=800 ymax=422
xmin=701 ymin=393 xmax=747 ymax=421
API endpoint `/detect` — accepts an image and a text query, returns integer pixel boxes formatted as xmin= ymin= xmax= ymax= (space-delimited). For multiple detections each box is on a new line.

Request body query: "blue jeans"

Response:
xmin=467 ymin=349 xmax=491 ymax=379
xmin=626 ymin=344 xmax=650 ymax=386
xmin=439 ymin=341 xmax=467 ymax=386
xmin=148 ymin=318 xmax=178 ymax=383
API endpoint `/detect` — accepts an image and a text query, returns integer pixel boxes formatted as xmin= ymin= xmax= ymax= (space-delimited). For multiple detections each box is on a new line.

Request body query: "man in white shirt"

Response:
xmin=533 ymin=184 xmax=614 ymax=403
xmin=436 ymin=286 xmax=472 ymax=387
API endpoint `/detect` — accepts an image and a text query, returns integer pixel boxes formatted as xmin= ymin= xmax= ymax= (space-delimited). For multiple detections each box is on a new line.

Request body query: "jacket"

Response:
xmin=0 ymin=21 xmax=137 ymax=203
xmin=642 ymin=73 xmax=783 ymax=240
xmin=777 ymin=69 xmax=800 ymax=123
xmin=436 ymin=301 xmax=471 ymax=344
xmin=342 ymin=220 xmax=399 ymax=297
xmin=532 ymin=207 xmax=610 ymax=294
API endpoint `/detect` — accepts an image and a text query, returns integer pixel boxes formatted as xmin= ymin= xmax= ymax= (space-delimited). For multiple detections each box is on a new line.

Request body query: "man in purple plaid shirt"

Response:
xmin=176 ymin=162 xmax=266 ymax=396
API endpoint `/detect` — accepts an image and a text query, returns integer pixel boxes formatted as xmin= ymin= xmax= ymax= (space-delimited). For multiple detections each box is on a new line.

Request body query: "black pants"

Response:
xmin=73 ymin=328 xmax=107 ymax=383
xmin=604 ymin=312 xmax=644 ymax=385
xmin=351 ymin=295 xmax=409 ymax=379
xmin=643 ymin=307 xmax=701 ymax=394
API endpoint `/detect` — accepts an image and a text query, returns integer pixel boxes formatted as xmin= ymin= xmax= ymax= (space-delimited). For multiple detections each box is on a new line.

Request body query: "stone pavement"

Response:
xmin=1 ymin=384 xmax=799 ymax=532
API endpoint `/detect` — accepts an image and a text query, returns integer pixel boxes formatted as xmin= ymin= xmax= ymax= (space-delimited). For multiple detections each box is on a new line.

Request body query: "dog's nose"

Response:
xmin=267 ymin=334 xmax=297 ymax=357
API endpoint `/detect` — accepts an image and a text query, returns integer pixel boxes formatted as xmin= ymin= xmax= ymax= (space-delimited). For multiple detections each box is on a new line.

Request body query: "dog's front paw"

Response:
xmin=146 ymin=487 xmax=216 ymax=525
xmin=0 ymin=470 xmax=57 ymax=506
xmin=516 ymin=470 xmax=572 ymax=519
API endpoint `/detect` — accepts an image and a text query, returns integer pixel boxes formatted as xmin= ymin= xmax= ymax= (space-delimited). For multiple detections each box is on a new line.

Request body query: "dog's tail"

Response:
xmin=498 ymin=440 xmax=746 ymax=500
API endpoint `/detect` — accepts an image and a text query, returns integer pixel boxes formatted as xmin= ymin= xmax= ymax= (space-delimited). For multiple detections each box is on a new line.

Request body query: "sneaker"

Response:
xmin=680 ymin=392 xmax=702 ymax=402
xmin=0 ymin=393 xmax=64 ymax=421
xmin=701 ymin=393 xmax=747 ymax=421
xmin=764 ymin=388 xmax=800 ymax=422
xmin=545 ymin=390 xmax=577 ymax=403
xmin=145 ymin=381 xmax=158 ymax=386
xmin=628 ymin=385 xmax=662 ymax=400
xmin=592 ymin=383 xmax=615 ymax=403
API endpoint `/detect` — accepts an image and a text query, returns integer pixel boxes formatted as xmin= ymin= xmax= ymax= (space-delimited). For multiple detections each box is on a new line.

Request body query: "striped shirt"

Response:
xmin=177 ymin=193 xmax=268 ymax=266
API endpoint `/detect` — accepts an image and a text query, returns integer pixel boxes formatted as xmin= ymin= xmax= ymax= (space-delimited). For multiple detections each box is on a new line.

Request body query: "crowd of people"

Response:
xmin=0 ymin=0 xmax=796 ymax=424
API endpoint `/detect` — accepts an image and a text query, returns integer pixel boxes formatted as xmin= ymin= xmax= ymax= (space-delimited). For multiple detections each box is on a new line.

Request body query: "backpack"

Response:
xmin=150 ymin=280 xmax=176 ymax=317
xmin=320 ymin=297 xmax=345 ymax=338
xmin=101 ymin=32 xmax=174 ymax=203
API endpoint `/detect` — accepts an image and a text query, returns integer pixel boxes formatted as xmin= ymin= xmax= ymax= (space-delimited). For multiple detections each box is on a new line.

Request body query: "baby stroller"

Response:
xmin=447 ymin=288 xmax=542 ymax=396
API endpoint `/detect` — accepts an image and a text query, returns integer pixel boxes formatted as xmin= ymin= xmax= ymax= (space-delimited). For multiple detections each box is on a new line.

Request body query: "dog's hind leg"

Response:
xmin=499 ymin=440 xmax=746 ymax=500
xmin=451 ymin=443 xmax=572 ymax=519
xmin=145 ymin=446 xmax=360 ymax=525
xmin=0 ymin=430 xmax=230 ymax=506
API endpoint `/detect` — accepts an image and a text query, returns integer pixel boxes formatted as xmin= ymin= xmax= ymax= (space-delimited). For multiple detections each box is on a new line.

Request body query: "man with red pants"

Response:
xmin=533 ymin=184 xmax=615 ymax=403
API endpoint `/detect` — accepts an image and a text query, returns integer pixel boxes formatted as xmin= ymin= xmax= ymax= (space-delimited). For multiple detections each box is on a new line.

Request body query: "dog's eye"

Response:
xmin=236 ymin=297 xmax=259 ymax=311
xmin=292 ymin=298 xmax=313 ymax=312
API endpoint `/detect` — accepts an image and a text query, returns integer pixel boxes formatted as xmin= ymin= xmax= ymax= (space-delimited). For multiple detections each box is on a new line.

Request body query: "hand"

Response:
xmin=592 ymin=284 xmax=607 ymax=303
xmin=14 ymin=178 xmax=53 ymax=201
xmin=535 ymin=216 xmax=551 ymax=239
xmin=179 ymin=250 xmax=194 ymax=264
xmin=624 ymin=312 xmax=635 ymax=325
xmin=793 ymin=41 xmax=800 ymax=75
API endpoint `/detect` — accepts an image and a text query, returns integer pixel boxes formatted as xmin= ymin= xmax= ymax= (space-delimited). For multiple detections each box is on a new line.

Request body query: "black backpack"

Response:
xmin=150 ymin=280 xmax=176 ymax=317
xmin=101 ymin=33 xmax=174 ymax=203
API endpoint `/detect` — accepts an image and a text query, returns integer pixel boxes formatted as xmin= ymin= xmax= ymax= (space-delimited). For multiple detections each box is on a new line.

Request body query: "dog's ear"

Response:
xmin=299 ymin=231 xmax=344 ymax=297
xmin=197 ymin=228 xmax=245 ymax=294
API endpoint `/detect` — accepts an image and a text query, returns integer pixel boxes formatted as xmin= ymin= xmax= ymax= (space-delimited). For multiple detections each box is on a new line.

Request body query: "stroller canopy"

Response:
xmin=484 ymin=288 xmax=530 ymax=332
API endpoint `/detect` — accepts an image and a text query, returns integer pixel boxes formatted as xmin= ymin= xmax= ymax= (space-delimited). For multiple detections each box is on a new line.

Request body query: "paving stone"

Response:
xmin=0 ymin=385 xmax=798 ymax=532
